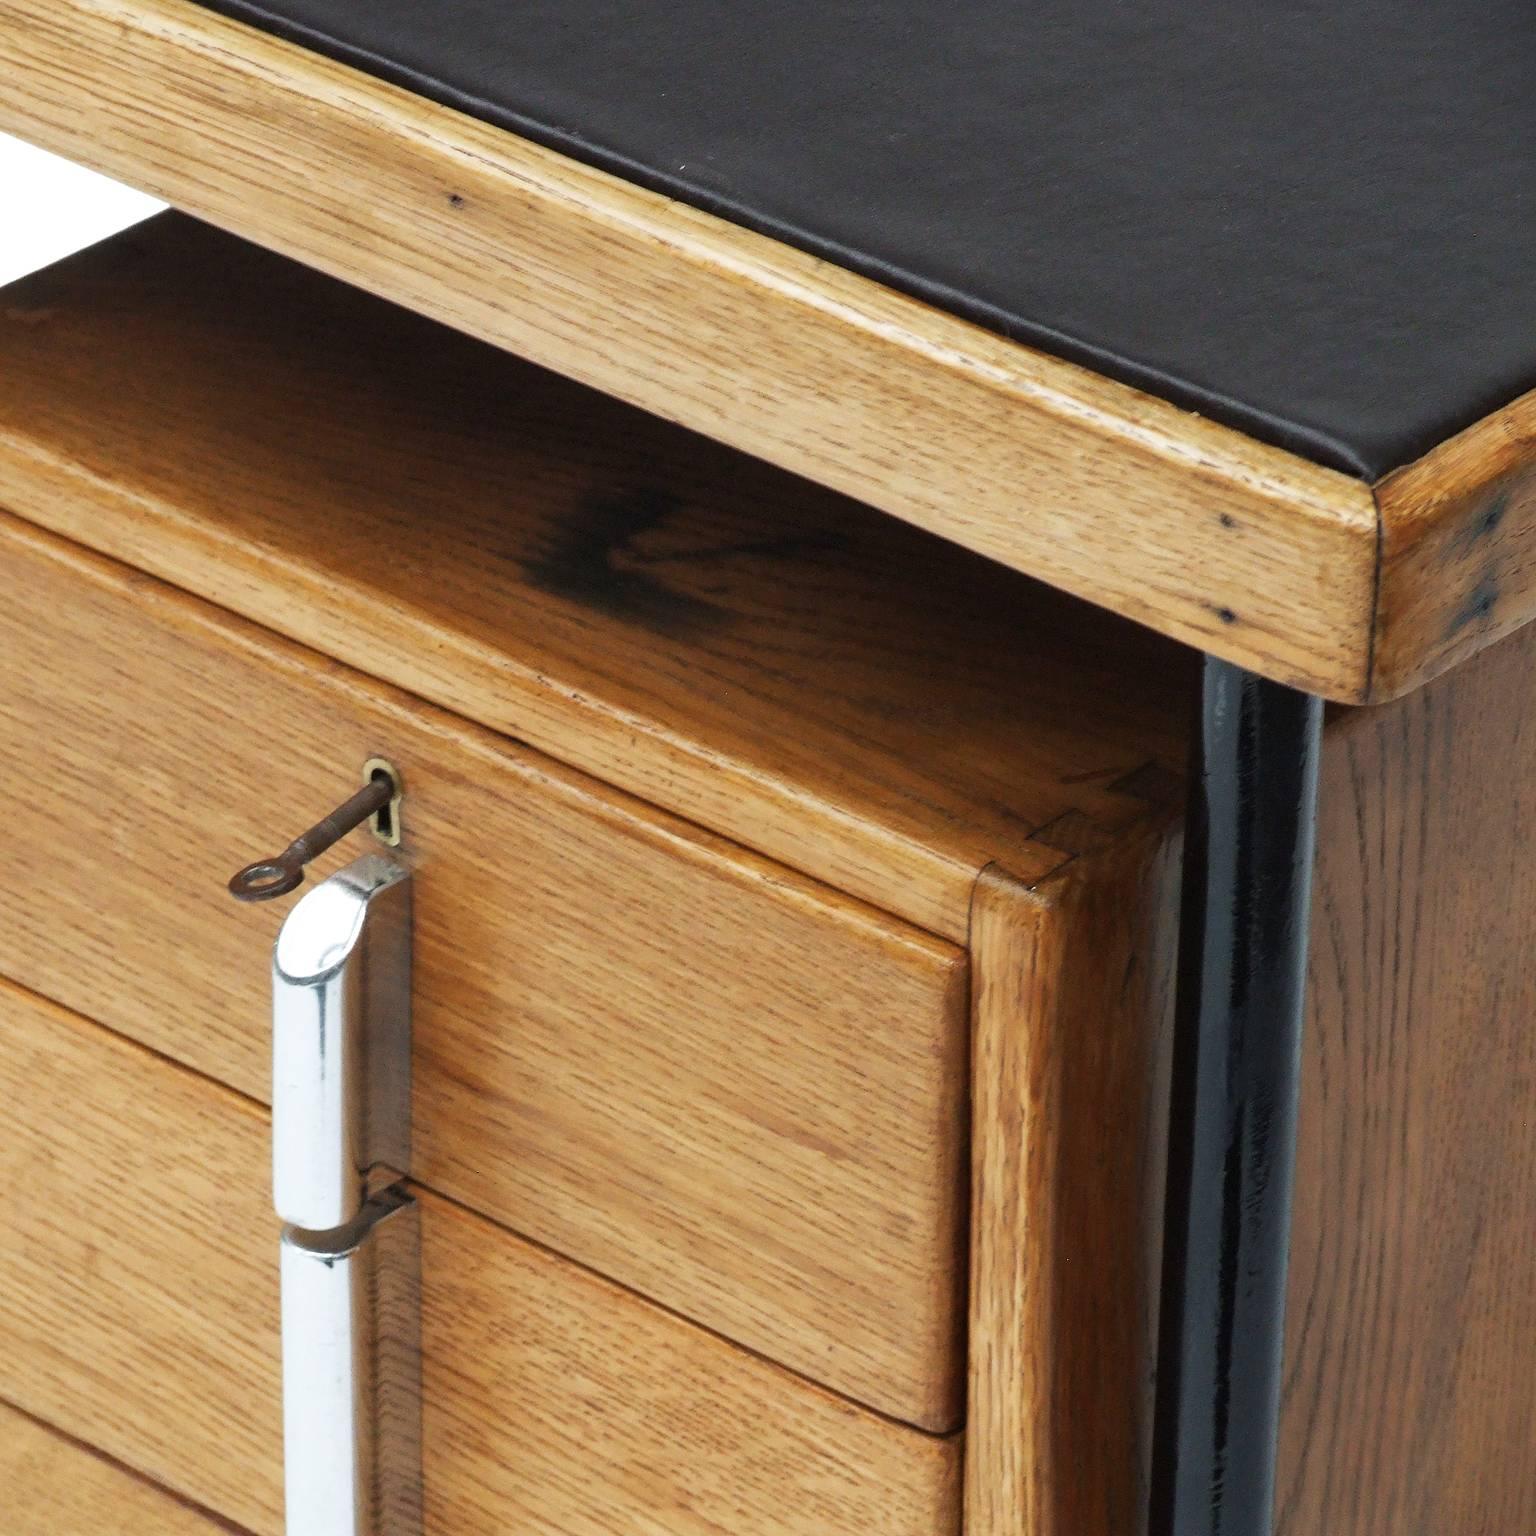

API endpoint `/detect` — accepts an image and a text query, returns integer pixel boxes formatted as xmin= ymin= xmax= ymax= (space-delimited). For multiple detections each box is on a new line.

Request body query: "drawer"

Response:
xmin=0 ymin=214 xmax=1193 ymax=1437
xmin=0 ymin=211 xmax=1189 ymax=951
xmin=0 ymin=977 xmax=960 ymax=1534
xmin=0 ymin=508 xmax=967 ymax=1429
xmin=0 ymin=214 xmax=1194 ymax=1526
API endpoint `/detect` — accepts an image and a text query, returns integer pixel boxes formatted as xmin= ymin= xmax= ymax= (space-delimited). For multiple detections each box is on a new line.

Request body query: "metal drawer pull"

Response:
xmin=273 ymin=854 xmax=421 ymax=1536
xmin=273 ymin=855 xmax=412 ymax=1230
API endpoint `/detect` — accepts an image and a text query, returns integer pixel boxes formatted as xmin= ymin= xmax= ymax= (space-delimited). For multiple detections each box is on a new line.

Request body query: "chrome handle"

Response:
xmin=281 ymin=1192 xmax=421 ymax=1536
xmin=273 ymin=854 xmax=421 ymax=1536
xmin=273 ymin=855 xmax=412 ymax=1229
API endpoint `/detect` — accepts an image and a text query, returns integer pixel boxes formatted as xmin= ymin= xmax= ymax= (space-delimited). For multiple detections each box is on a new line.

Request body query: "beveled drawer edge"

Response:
xmin=965 ymin=830 xmax=1181 ymax=1536
xmin=0 ymin=1396 xmax=253 ymax=1534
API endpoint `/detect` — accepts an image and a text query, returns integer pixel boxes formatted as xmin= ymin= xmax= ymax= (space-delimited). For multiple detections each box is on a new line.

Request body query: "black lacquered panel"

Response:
xmin=197 ymin=0 xmax=1536 ymax=478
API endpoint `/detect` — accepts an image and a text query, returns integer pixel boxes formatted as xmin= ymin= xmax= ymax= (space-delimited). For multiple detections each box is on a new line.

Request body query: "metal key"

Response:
xmin=229 ymin=774 xmax=396 ymax=902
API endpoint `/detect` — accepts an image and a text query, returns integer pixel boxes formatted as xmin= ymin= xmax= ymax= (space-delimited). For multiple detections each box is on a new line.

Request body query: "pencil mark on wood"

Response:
xmin=1445 ymin=575 xmax=1499 ymax=638
xmin=1448 ymin=489 xmax=1509 ymax=553
xmin=1028 ymin=810 xmax=1114 ymax=856
xmin=1110 ymin=760 xmax=1185 ymax=805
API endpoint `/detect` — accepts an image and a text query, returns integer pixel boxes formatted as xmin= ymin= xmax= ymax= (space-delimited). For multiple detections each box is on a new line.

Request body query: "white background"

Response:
xmin=0 ymin=132 xmax=163 ymax=287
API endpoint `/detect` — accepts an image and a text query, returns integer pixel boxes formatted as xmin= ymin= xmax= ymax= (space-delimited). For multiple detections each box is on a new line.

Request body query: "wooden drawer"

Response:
xmin=0 ymin=978 xmax=960 ymax=1534
xmin=0 ymin=212 xmax=1189 ymax=949
xmin=0 ymin=214 xmax=1196 ymax=1527
xmin=0 ymin=509 xmax=968 ymax=1429
xmin=0 ymin=214 xmax=1195 ymax=1439
xmin=0 ymin=1401 xmax=234 ymax=1536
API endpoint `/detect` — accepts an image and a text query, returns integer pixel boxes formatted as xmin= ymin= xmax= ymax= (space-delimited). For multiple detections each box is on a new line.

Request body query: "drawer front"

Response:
xmin=0 ymin=1401 xmax=232 ymax=1536
xmin=0 ymin=511 xmax=968 ymax=1428
xmin=0 ymin=979 xmax=961 ymax=1534
xmin=0 ymin=211 xmax=1189 ymax=951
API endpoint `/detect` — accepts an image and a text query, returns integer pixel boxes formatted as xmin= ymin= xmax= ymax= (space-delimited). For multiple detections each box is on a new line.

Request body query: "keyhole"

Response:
xmin=363 ymin=758 xmax=404 ymax=847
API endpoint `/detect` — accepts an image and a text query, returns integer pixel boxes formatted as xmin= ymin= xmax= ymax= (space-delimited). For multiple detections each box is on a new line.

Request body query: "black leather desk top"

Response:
xmin=197 ymin=1 xmax=1536 ymax=479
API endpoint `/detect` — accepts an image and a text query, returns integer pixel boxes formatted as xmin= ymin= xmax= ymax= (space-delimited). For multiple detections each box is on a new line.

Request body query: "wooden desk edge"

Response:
xmin=4 ymin=0 xmax=1533 ymax=704
xmin=1369 ymin=388 xmax=1536 ymax=701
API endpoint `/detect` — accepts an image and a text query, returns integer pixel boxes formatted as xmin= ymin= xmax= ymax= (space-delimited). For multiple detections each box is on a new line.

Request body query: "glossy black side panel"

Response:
xmin=1149 ymin=658 xmax=1323 ymax=1536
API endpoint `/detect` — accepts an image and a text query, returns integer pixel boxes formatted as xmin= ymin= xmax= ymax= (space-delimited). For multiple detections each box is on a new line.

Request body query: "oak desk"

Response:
xmin=0 ymin=5 xmax=1532 ymax=1535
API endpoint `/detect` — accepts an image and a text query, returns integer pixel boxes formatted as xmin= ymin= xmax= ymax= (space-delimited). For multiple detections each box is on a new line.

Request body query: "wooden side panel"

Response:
xmin=1279 ymin=623 xmax=1536 ymax=1533
xmin=0 ymin=511 xmax=969 ymax=1429
xmin=0 ymin=0 xmax=1380 ymax=702
xmin=965 ymin=836 xmax=1181 ymax=1536
xmin=0 ymin=982 xmax=963 ymax=1536
xmin=969 ymin=625 xmax=1536 ymax=1535
xmin=0 ymin=1402 xmax=244 ymax=1535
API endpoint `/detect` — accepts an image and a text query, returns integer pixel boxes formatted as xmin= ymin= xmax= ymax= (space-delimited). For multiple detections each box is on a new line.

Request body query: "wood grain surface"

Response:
xmin=0 ymin=1401 xmax=246 ymax=1535
xmin=965 ymin=840 xmax=1181 ymax=1536
xmin=1372 ymin=387 xmax=1536 ymax=699
xmin=0 ymin=981 xmax=963 ymax=1536
xmin=0 ymin=509 xmax=969 ymax=1430
xmin=1278 ymin=622 xmax=1536 ymax=1534
xmin=0 ymin=0 xmax=1386 ymax=700
xmin=965 ymin=629 xmax=1536 ymax=1535
xmin=0 ymin=212 xmax=1194 ymax=943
